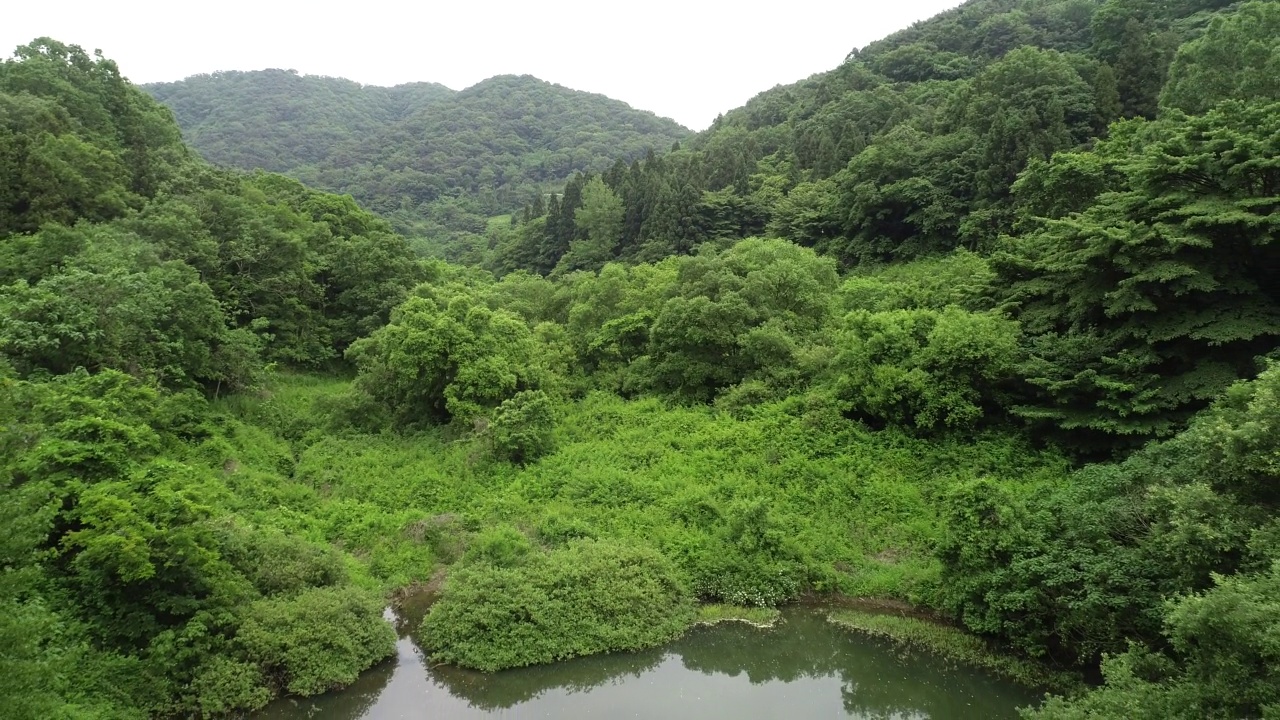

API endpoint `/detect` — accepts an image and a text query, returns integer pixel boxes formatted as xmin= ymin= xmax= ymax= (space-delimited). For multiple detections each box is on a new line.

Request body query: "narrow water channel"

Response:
xmin=257 ymin=595 xmax=1040 ymax=719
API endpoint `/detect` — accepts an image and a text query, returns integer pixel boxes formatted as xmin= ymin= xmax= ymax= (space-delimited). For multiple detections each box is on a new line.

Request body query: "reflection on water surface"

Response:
xmin=257 ymin=597 xmax=1038 ymax=719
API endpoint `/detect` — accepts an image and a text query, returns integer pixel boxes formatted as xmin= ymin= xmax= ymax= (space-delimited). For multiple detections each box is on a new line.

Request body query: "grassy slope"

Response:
xmin=216 ymin=373 xmax=1068 ymax=603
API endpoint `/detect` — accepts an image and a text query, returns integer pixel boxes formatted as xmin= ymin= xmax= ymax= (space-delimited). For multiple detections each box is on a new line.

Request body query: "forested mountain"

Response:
xmin=500 ymin=0 xmax=1277 ymax=449
xmin=146 ymin=69 xmax=454 ymax=172
xmin=2 ymin=0 xmax=1279 ymax=718
xmin=518 ymin=0 xmax=1254 ymax=267
xmin=144 ymin=71 xmax=692 ymax=236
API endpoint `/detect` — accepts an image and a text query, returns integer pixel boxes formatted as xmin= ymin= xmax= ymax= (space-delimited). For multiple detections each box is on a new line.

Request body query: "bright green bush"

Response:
xmin=345 ymin=289 xmax=541 ymax=425
xmin=421 ymin=539 xmax=695 ymax=671
xmin=188 ymin=656 xmax=271 ymax=716
xmin=217 ymin=524 xmax=347 ymax=596
xmin=489 ymin=390 xmax=556 ymax=464
xmin=238 ymin=586 xmax=395 ymax=696
xmin=678 ymin=497 xmax=808 ymax=606
xmin=830 ymin=306 xmax=1022 ymax=431
xmin=463 ymin=524 xmax=534 ymax=567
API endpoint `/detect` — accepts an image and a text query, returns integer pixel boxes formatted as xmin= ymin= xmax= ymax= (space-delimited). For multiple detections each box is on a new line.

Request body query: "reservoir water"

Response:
xmin=257 ymin=596 xmax=1039 ymax=719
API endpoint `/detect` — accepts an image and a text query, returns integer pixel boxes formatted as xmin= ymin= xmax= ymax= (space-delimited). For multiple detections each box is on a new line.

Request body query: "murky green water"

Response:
xmin=257 ymin=597 xmax=1040 ymax=719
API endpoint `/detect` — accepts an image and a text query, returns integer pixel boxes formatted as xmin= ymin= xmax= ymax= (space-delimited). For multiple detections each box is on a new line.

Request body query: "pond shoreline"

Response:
xmin=256 ymin=604 xmax=1042 ymax=719
xmin=825 ymin=607 xmax=1082 ymax=694
xmin=391 ymin=583 xmax=1078 ymax=696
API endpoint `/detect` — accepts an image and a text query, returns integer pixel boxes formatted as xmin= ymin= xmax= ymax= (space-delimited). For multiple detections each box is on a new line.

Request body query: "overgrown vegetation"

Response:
xmin=421 ymin=536 xmax=694 ymax=671
xmin=827 ymin=609 xmax=1080 ymax=692
xmin=2 ymin=0 xmax=1279 ymax=717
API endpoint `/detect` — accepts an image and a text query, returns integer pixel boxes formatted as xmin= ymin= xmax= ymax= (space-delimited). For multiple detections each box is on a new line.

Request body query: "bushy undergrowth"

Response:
xmin=238 ymin=586 xmax=395 ymax=696
xmin=421 ymin=537 xmax=694 ymax=671
xmin=198 ymin=374 xmax=1068 ymax=676
xmin=280 ymin=384 xmax=1068 ymax=609
xmin=0 ymin=370 xmax=403 ymax=718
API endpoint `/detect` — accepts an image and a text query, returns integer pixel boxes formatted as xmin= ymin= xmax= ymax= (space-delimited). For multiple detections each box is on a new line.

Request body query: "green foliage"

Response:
xmin=1185 ymin=362 xmax=1280 ymax=507
xmin=238 ymin=586 xmax=395 ymax=696
xmin=642 ymin=238 xmax=838 ymax=400
xmin=0 ymin=227 xmax=233 ymax=387
xmin=463 ymin=525 xmax=535 ymax=568
xmin=998 ymin=100 xmax=1280 ymax=447
xmin=188 ymin=657 xmax=271 ymax=717
xmin=941 ymin=365 xmax=1280 ymax=719
xmin=834 ymin=125 xmax=977 ymax=261
xmin=960 ymin=47 xmax=1097 ymax=205
xmin=683 ymin=496 xmax=808 ymax=606
xmin=145 ymin=71 xmax=691 ymax=235
xmin=0 ymin=38 xmax=185 ymax=235
xmin=0 ymin=463 xmax=83 ymax=720
xmin=346 ymin=286 xmax=542 ymax=425
xmin=146 ymin=69 xmax=452 ymax=173
xmin=217 ymin=523 xmax=348 ymax=596
xmin=838 ymin=250 xmax=998 ymax=313
xmin=421 ymin=539 xmax=695 ymax=671
xmin=489 ymin=390 xmax=557 ymax=464
xmin=830 ymin=307 xmax=1022 ymax=431
xmin=0 ymin=42 xmax=423 ymax=389
xmin=0 ymin=368 xmax=400 ymax=717
xmin=1091 ymin=0 xmax=1179 ymax=119
xmin=1160 ymin=1 xmax=1280 ymax=115
xmin=1161 ymin=564 xmax=1280 ymax=715
xmin=5 ymin=3 xmax=1280 ymax=716
xmin=558 ymin=176 xmax=624 ymax=272
xmin=493 ymin=0 xmax=1239 ymax=273
xmin=1031 ymin=564 xmax=1280 ymax=719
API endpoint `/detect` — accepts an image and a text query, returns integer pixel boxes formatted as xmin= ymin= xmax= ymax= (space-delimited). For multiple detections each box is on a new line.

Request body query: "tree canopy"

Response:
xmin=144 ymin=71 xmax=692 ymax=240
xmin=4 ymin=1 xmax=1280 ymax=717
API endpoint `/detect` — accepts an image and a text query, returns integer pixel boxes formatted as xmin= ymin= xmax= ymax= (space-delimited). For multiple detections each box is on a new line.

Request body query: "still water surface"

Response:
xmin=258 ymin=596 xmax=1039 ymax=719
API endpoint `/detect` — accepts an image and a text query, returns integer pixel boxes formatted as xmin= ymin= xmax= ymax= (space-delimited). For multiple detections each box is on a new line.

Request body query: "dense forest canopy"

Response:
xmin=489 ymin=0 xmax=1279 ymax=451
xmin=144 ymin=71 xmax=692 ymax=240
xmin=2 ymin=0 xmax=1279 ymax=717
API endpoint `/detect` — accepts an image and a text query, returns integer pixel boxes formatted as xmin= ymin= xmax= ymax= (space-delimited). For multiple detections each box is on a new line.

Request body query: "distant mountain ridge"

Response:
xmin=147 ymin=69 xmax=455 ymax=172
xmin=144 ymin=70 xmax=692 ymax=232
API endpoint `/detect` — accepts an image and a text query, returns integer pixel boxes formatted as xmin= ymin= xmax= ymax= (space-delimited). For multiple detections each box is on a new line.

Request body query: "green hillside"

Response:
xmin=144 ymin=71 xmax=692 ymax=237
xmin=505 ymin=0 xmax=1276 ymax=449
xmin=145 ymin=69 xmax=453 ymax=173
xmin=2 ymin=1 xmax=1279 ymax=717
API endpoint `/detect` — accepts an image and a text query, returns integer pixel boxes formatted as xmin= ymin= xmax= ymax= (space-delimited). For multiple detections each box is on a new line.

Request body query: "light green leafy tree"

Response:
xmin=489 ymin=389 xmax=557 ymax=464
xmin=643 ymin=238 xmax=837 ymax=401
xmin=1160 ymin=1 xmax=1280 ymax=115
xmin=346 ymin=288 xmax=541 ymax=426
xmin=830 ymin=307 xmax=1023 ymax=431
xmin=557 ymin=176 xmax=623 ymax=273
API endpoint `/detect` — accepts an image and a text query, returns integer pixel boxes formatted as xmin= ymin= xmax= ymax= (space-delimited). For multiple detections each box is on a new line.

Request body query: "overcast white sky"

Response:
xmin=4 ymin=0 xmax=961 ymax=130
